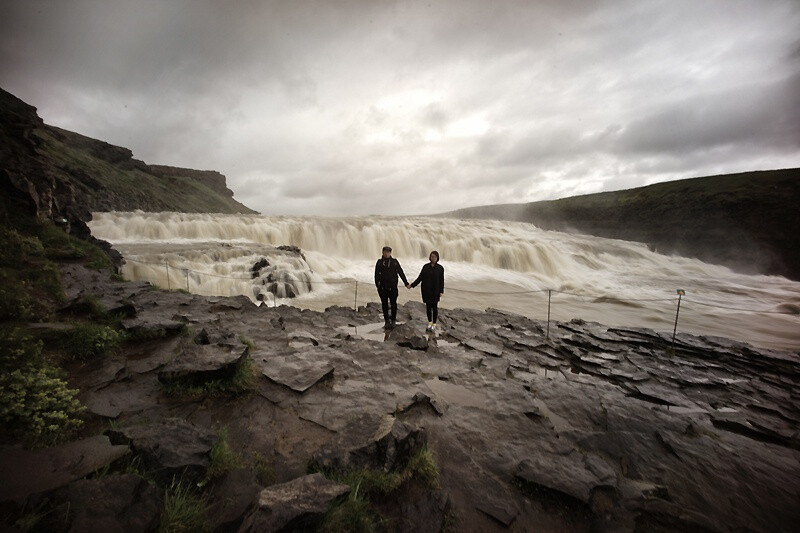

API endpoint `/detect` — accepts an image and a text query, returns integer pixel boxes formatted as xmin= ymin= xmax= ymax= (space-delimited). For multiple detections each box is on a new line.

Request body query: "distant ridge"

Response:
xmin=442 ymin=169 xmax=800 ymax=281
xmin=0 ymin=87 xmax=256 ymax=237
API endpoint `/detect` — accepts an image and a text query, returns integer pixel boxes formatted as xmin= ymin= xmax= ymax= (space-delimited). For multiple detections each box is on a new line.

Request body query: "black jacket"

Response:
xmin=374 ymin=257 xmax=408 ymax=290
xmin=411 ymin=262 xmax=445 ymax=302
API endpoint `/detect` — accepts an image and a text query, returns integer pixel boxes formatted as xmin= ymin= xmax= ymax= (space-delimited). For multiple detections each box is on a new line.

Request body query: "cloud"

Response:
xmin=2 ymin=0 xmax=799 ymax=216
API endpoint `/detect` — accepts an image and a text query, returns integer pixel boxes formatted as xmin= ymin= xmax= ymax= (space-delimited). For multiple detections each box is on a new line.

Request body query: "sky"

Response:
xmin=2 ymin=0 xmax=799 ymax=216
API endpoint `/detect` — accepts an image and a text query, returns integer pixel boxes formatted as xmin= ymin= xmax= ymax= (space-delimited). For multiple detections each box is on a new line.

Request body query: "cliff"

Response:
xmin=443 ymin=169 xmax=800 ymax=281
xmin=0 ymin=87 xmax=256 ymax=238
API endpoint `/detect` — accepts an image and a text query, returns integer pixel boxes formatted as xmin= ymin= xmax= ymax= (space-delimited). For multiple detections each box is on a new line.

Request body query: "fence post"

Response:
xmin=165 ymin=261 xmax=170 ymax=290
xmin=354 ymin=280 xmax=359 ymax=312
xmin=183 ymin=269 xmax=189 ymax=292
xmin=672 ymin=289 xmax=685 ymax=348
xmin=546 ymin=289 xmax=552 ymax=339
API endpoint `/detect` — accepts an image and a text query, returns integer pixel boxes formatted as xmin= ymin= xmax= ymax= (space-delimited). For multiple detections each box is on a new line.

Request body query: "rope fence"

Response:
xmin=122 ymin=257 xmax=798 ymax=344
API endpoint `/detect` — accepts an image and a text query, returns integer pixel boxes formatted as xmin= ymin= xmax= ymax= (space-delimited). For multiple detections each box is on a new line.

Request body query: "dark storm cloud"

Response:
xmin=1 ymin=0 xmax=799 ymax=215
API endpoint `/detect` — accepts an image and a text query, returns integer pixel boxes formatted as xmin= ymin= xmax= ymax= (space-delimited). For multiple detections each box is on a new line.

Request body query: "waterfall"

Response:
xmin=88 ymin=211 xmax=800 ymax=350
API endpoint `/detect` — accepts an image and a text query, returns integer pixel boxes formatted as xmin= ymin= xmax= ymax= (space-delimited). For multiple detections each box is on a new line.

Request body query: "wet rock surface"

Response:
xmin=4 ymin=264 xmax=798 ymax=532
xmin=238 ymin=473 xmax=350 ymax=532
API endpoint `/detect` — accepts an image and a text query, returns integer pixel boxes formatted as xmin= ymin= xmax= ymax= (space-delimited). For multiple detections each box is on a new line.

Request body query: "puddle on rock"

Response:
xmin=425 ymin=378 xmax=486 ymax=408
xmin=337 ymin=322 xmax=393 ymax=342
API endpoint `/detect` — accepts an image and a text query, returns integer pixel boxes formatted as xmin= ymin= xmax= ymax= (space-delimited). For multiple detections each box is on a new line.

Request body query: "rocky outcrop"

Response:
xmin=106 ymin=418 xmax=217 ymax=485
xmin=0 ymin=87 xmax=256 ymax=232
xmin=3 ymin=263 xmax=798 ymax=532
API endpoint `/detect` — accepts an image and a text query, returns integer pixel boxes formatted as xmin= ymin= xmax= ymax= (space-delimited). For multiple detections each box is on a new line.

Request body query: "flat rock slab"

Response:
xmin=462 ymin=338 xmax=504 ymax=357
xmin=106 ymin=418 xmax=216 ymax=484
xmin=159 ymin=343 xmax=249 ymax=382
xmin=311 ymin=414 xmax=424 ymax=472
xmin=47 ymin=474 xmax=162 ymax=532
xmin=238 ymin=473 xmax=350 ymax=533
xmin=515 ymin=451 xmax=617 ymax=505
xmin=82 ymin=375 xmax=162 ymax=418
xmin=121 ymin=316 xmax=186 ymax=334
xmin=262 ymin=355 xmax=334 ymax=393
xmin=0 ymin=436 xmax=130 ymax=503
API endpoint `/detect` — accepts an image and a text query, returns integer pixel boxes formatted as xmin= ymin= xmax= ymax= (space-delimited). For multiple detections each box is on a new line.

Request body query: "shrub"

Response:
xmin=0 ymin=328 xmax=85 ymax=446
xmin=55 ymin=324 xmax=124 ymax=360
xmin=161 ymin=356 xmax=254 ymax=398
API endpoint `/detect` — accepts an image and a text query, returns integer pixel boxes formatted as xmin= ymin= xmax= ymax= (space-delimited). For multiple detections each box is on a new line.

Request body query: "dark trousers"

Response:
xmin=426 ymin=301 xmax=439 ymax=324
xmin=378 ymin=287 xmax=399 ymax=321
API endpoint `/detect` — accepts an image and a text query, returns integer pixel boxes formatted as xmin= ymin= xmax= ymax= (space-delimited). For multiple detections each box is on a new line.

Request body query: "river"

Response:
xmin=88 ymin=211 xmax=800 ymax=351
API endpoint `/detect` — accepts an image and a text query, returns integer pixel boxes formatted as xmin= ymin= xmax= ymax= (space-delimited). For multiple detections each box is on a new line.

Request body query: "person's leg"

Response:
xmin=431 ymin=301 xmax=439 ymax=325
xmin=379 ymin=289 xmax=389 ymax=323
xmin=426 ymin=302 xmax=433 ymax=322
xmin=389 ymin=287 xmax=399 ymax=323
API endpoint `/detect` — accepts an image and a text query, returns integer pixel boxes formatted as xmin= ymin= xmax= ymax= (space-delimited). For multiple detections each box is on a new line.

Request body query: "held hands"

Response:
xmin=405 ymin=284 xmax=411 ymax=289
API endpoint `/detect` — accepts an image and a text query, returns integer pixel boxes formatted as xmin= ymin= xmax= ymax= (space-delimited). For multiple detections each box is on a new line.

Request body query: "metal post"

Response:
xmin=165 ymin=261 xmax=170 ymax=290
xmin=184 ymin=269 xmax=190 ymax=292
xmin=672 ymin=289 xmax=685 ymax=348
xmin=354 ymin=280 xmax=359 ymax=312
xmin=546 ymin=289 xmax=552 ymax=339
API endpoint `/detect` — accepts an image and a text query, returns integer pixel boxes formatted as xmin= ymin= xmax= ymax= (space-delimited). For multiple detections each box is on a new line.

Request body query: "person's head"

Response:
xmin=382 ymin=246 xmax=392 ymax=259
xmin=429 ymin=250 xmax=440 ymax=264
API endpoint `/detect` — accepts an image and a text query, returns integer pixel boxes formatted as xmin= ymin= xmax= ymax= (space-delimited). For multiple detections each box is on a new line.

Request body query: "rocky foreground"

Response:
xmin=2 ymin=264 xmax=799 ymax=532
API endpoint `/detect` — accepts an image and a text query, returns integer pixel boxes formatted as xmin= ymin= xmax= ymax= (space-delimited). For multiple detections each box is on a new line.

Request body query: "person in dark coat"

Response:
xmin=410 ymin=250 xmax=445 ymax=332
xmin=374 ymin=246 xmax=409 ymax=329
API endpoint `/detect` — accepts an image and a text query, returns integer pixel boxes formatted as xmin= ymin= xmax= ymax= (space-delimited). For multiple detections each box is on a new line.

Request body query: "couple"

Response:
xmin=374 ymin=246 xmax=444 ymax=331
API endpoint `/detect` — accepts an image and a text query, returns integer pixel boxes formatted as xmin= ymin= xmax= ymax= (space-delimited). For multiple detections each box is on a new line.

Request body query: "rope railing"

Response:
xmin=121 ymin=256 xmax=798 ymax=342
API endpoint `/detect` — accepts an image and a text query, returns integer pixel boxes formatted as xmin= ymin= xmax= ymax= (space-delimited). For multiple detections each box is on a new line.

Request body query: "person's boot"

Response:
xmin=384 ymin=319 xmax=391 ymax=329
xmin=390 ymin=319 xmax=396 ymax=329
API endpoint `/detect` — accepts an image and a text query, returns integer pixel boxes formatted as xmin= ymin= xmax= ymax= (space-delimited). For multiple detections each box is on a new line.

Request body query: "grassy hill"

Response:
xmin=1 ymin=88 xmax=256 ymax=220
xmin=443 ymin=169 xmax=800 ymax=281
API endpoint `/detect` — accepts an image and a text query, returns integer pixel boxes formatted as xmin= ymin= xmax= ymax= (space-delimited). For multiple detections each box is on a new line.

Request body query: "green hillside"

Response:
xmin=1 ymin=87 xmax=256 ymax=219
xmin=444 ymin=169 xmax=800 ymax=280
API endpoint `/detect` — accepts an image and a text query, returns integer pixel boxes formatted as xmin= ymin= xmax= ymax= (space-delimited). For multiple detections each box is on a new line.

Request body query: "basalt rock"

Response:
xmin=41 ymin=474 xmax=162 ymax=533
xmin=105 ymin=418 xmax=217 ymax=485
xmin=237 ymin=473 xmax=350 ymax=533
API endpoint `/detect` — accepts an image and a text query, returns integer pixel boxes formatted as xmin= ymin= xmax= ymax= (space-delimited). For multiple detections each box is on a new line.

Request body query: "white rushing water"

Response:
xmin=89 ymin=211 xmax=800 ymax=351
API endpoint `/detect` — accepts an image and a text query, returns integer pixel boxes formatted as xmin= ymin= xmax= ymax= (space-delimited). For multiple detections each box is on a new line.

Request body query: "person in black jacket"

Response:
xmin=374 ymin=246 xmax=409 ymax=329
xmin=410 ymin=250 xmax=445 ymax=332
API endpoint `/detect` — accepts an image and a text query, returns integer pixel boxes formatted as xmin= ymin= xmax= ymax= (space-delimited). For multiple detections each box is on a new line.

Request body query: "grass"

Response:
xmin=161 ymin=356 xmax=254 ymax=398
xmin=204 ymin=428 xmax=243 ymax=482
xmin=316 ymin=445 xmax=441 ymax=532
xmin=252 ymin=451 xmax=276 ymax=486
xmin=51 ymin=323 xmax=125 ymax=360
xmin=159 ymin=479 xmax=211 ymax=533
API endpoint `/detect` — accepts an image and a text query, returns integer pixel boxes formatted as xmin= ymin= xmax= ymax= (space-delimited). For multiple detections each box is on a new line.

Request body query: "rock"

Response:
xmin=287 ymin=330 xmax=319 ymax=348
xmin=462 ymin=337 xmax=504 ymax=357
xmin=106 ymin=418 xmax=216 ymax=485
xmin=237 ymin=473 xmax=350 ymax=533
xmin=45 ymin=474 xmax=162 ymax=532
xmin=397 ymin=334 xmax=430 ymax=351
xmin=399 ymin=392 xmax=448 ymax=416
xmin=158 ymin=343 xmax=249 ymax=385
xmin=310 ymin=415 xmax=425 ymax=473
xmin=207 ymin=468 xmax=262 ymax=532
xmin=121 ymin=316 xmax=186 ymax=335
xmin=515 ymin=450 xmax=617 ymax=506
xmin=0 ymin=436 xmax=130 ymax=503
xmin=262 ymin=352 xmax=335 ymax=393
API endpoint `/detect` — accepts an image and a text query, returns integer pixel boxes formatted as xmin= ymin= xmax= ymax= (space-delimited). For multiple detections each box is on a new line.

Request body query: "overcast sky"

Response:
xmin=2 ymin=0 xmax=799 ymax=216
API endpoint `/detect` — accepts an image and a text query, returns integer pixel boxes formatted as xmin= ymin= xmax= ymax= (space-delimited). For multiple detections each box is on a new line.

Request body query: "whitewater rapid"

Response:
xmin=88 ymin=211 xmax=800 ymax=350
